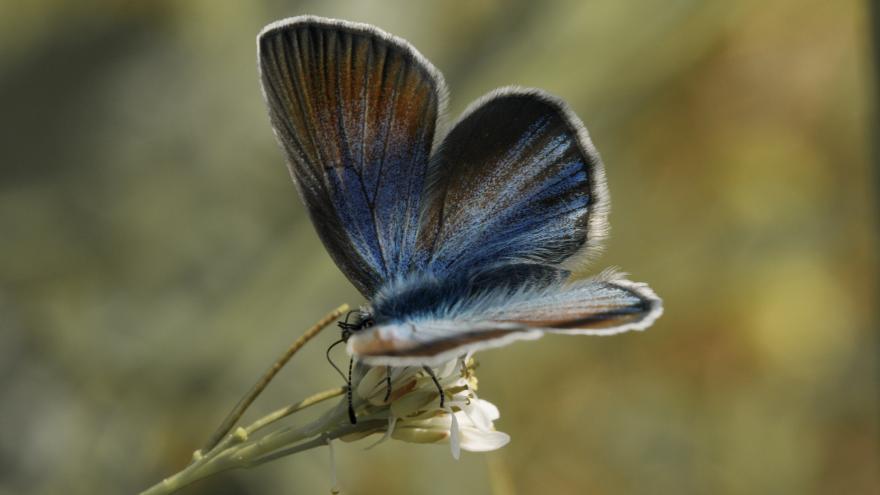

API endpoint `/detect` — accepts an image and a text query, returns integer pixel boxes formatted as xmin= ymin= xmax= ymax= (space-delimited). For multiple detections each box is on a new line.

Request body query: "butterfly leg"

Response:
xmin=383 ymin=368 xmax=392 ymax=403
xmin=422 ymin=366 xmax=445 ymax=408
xmin=347 ymin=357 xmax=357 ymax=424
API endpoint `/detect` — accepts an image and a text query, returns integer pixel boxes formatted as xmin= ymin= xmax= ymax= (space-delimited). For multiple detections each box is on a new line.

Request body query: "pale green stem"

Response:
xmin=234 ymin=401 xmax=345 ymax=459
xmin=201 ymin=304 xmax=349 ymax=452
xmin=139 ymin=399 xmax=385 ymax=495
xmin=249 ymin=419 xmax=385 ymax=466
xmin=245 ymin=387 xmax=345 ymax=435
xmin=139 ymin=300 xmax=359 ymax=495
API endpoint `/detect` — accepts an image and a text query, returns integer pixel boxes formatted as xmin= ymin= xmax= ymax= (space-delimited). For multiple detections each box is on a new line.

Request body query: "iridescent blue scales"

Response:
xmin=258 ymin=16 xmax=662 ymax=366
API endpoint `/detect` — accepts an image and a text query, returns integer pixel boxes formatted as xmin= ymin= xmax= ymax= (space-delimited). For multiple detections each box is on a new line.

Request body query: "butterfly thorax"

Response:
xmin=369 ymin=264 xmax=569 ymax=325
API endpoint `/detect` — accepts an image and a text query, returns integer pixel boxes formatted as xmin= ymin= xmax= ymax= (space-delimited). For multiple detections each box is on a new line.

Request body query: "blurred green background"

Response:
xmin=1 ymin=0 xmax=877 ymax=494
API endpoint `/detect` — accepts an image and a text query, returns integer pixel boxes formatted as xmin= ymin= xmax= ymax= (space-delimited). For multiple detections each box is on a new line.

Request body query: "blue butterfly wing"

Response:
xmin=259 ymin=17 xmax=446 ymax=296
xmin=350 ymin=270 xmax=662 ymax=366
xmin=415 ymin=88 xmax=609 ymax=276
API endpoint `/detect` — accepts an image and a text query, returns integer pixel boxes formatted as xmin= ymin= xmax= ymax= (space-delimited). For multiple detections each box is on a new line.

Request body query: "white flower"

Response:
xmin=342 ymin=356 xmax=510 ymax=458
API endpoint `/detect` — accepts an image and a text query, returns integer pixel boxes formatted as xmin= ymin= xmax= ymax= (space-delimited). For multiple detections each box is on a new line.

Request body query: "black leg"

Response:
xmin=422 ymin=366 xmax=445 ymax=408
xmin=383 ymin=368 xmax=392 ymax=403
xmin=347 ymin=357 xmax=357 ymax=424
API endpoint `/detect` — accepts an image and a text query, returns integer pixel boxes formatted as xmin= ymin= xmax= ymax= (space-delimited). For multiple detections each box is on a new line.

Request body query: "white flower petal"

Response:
xmin=391 ymin=425 xmax=449 ymax=444
xmin=390 ymin=388 xmax=440 ymax=417
xmin=356 ymin=366 xmax=388 ymax=402
xmin=438 ymin=359 xmax=459 ymax=378
xmin=475 ymin=398 xmax=500 ymax=421
xmin=400 ymin=413 xmax=452 ymax=429
xmin=459 ymin=427 xmax=510 ymax=452
xmin=462 ymin=401 xmax=493 ymax=432
xmin=449 ymin=409 xmax=461 ymax=460
xmin=390 ymin=366 xmax=420 ymax=384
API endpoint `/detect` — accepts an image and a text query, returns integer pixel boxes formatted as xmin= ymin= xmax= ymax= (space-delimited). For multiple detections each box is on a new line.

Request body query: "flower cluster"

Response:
xmin=341 ymin=356 xmax=509 ymax=459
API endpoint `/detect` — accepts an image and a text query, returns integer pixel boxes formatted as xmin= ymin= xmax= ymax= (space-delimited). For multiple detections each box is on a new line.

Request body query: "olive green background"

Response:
xmin=1 ymin=1 xmax=877 ymax=494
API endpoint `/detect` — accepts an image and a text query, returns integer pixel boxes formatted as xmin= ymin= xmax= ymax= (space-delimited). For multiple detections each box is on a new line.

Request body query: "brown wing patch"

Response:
xmin=351 ymin=326 xmax=526 ymax=358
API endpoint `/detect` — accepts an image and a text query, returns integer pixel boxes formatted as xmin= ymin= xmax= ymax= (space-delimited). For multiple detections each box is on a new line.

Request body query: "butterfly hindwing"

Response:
xmin=259 ymin=17 xmax=447 ymax=296
xmin=415 ymin=88 xmax=609 ymax=275
xmin=485 ymin=270 xmax=662 ymax=334
xmin=349 ymin=270 xmax=662 ymax=366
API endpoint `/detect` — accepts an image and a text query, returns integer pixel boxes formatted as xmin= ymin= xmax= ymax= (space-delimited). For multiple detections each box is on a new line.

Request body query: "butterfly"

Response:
xmin=257 ymin=16 xmax=662 ymax=368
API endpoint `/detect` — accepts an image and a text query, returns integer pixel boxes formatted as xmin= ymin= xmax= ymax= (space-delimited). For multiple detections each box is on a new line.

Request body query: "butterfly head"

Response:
xmin=337 ymin=310 xmax=375 ymax=341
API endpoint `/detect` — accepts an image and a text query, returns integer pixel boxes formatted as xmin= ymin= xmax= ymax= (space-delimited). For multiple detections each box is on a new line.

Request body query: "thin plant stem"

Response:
xmin=245 ymin=386 xmax=345 ymax=435
xmin=138 ymin=410 xmax=384 ymax=495
xmin=249 ymin=419 xmax=385 ymax=466
xmin=200 ymin=304 xmax=349 ymax=453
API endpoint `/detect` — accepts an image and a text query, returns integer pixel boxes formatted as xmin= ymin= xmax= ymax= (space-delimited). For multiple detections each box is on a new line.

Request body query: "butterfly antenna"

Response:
xmin=347 ymin=357 xmax=357 ymax=424
xmin=325 ymin=338 xmax=348 ymax=383
xmin=422 ymin=366 xmax=445 ymax=408
xmin=327 ymin=338 xmax=357 ymax=424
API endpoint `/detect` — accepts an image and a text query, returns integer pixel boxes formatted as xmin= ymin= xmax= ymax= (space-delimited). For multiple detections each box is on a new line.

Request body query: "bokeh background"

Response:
xmin=1 ymin=1 xmax=877 ymax=494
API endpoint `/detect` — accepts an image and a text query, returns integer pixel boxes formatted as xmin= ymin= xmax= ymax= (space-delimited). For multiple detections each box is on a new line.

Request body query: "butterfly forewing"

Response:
xmin=259 ymin=18 xmax=446 ymax=296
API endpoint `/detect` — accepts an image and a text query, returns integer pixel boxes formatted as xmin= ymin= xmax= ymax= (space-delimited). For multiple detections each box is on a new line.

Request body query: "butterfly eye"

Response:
xmin=362 ymin=318 xmax=375 ymax=329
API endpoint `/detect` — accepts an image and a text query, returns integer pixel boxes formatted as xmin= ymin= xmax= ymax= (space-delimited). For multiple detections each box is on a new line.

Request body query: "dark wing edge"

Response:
xmin=257 ymin=16 xmax=449 ymax=296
